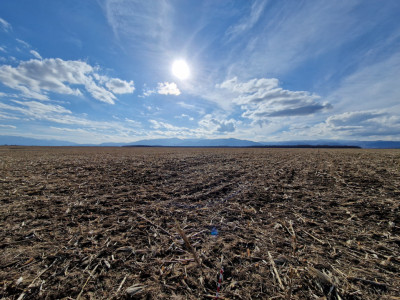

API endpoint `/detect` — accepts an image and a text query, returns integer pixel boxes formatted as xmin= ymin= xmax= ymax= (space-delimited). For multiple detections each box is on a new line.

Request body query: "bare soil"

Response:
xmin=0 ymin=146 xmax=399 ymax=299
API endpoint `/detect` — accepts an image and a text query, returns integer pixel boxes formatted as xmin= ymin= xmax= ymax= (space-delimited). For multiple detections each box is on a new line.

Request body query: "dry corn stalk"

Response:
xmin=175 ymin=220 xmax=202 ymax=268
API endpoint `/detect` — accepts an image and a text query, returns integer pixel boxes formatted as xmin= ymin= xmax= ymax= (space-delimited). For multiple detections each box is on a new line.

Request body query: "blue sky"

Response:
xmin=0 ymin=0 xmax=400 ymax=143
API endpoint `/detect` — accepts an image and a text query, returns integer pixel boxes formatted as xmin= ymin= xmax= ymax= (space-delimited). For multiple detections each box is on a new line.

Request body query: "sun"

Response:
xmin=172 ymin=59 xmax=190 ymax=80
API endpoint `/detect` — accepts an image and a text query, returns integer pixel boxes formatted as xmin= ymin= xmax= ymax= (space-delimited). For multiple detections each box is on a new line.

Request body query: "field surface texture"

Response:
xmin=1 ymin=147 xmax=399 ymax=299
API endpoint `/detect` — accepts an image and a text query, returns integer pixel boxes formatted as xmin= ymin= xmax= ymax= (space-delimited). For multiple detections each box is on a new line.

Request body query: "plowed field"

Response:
xmin=1 ymin=147 xmax=399 ymax=299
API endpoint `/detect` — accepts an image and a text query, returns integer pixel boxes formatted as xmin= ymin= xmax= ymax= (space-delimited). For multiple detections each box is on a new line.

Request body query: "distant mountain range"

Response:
xmin=1 ymin=135 xmax=400 ymax=149
xmin=119 ymin=138 xmax=261 ymax=147
xmin=0 ymin=135 xmax=78 ymax=146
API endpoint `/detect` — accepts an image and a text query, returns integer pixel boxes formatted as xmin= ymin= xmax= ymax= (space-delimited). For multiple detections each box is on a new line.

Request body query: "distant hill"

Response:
xmin=1 ymin=135 xmax=400 ymax=148
xmin=260 ymin=139 xmax=400 ymax=149
xmin=0 ymin=135 xmax=78 ymax=146
xmin=354 ymin=141 xmax=400 ymax=149
xmin=124 ymin=138 xmax=262 ymax=147
xmin=251 ymin=145 xmax=361 ymax=149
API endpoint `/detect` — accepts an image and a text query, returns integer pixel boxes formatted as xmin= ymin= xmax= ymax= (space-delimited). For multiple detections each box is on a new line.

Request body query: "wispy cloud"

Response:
xmin=124 ymin=118 xmax=141 ymax=127
xmin=177 ymin=101 xmax=206 ymax=115
xmin=225 ymin=0 xmax=268 ymax=41
xmin=0 ymin=100 xmax=147 ymax=142
xmin=0 ymin=17 xmax=11 ymax=32
xmin=147 ymin=114 xmax=240 ymax=137
xmin=16 ymin=38 xmax=30 ymax=48
xmin=103 ymin=0 xmax=172 ymax=52
xmin=49 ymin=126 xmax=92 ymax=134
xmin=30 ymin=50 xmax=42 ymax=60
xmin=0 ymin=124 xmax=16 ymax=129
xmin=328 ymin=51 xmax=400 ymax=112
xmin=222 ymin=1 xmax=380 ymax=78
xmin=140 ymin=89 xmax=155 ymax=98
xmin=175 ymin=114 xmax=194 ymax=121
xmin=177 ymin=101 xmax=196 ymax=110
xmin=149 ymin=119 xmax=182 ymax=131
xmin=0 ymin=100 xmax=72 ymax=118
xmin=0 ymin=110 xmax=20 ymax=120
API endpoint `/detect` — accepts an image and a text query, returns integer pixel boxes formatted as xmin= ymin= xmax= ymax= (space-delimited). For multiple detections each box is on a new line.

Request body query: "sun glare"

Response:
xmin=172 ymin=59 xmax=190 ymax=80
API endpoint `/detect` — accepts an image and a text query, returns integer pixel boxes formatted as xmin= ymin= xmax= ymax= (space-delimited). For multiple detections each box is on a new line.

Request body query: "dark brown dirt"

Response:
xmin=0 ymin=146 xmax=399 ymax=299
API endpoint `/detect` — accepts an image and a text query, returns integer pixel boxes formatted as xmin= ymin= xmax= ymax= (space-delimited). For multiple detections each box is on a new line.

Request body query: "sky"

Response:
xmin=0 ymin=0 xmax=400 ymax=143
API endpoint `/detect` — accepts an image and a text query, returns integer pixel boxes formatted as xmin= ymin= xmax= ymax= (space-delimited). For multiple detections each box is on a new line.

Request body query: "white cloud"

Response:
xmin=297 ymin=47 xmax=400 ymax=140
xmin=0 ymin=58 xmax=135 ymax=104
xmin=49 ymin=126 xmax=91 ymax=134
xmin=218 ymin=77 xmax=331 ymax=123
xmin=149 ymin=119 xmax=183 ymax=131
xmin=0 ymin=59 xmax=85 ymax=100
xmin=85 ymin=80 xmax=116 ymax=104
xmin=139 ymin=82 xmax=181 ymax=97
xmin=30 ymin=50 xmax=42 ymax=60
xmin=0 ymin=98 xmax=180 ymax=143
xmin=327 ymin=111 xmax=386 ymax=127
xmin=0 ymin=100 xmax=99 ymax=127
xmin=157 ymin=82 xmax=181 ymax=96
xmin=325 ymin=110 xmax=400 ymax=137
xmin=124 ymin=118 xmax=141 ymax=127
xmin=199 ymin=114 xmax=237 ymax=133
xmin=92 ymin=73 xmax=109 ymax=84
xmin=274 ymin=110 xmax=400 ymax=141
xmin=0 ymin=111 xmax=20 ymax=120
xmin=0 ymin=18 xmax=11 ymax=32
xmin=0 ymin=124 xmax=16 ymax=129
xmin=138 ymin=84 xmax=156 ymax=98
xmin=141 ymin=89 xmax=155 ymax=97
xmin=0 ymin=100 xmax=146 ymax=140
xmin=16 ymin=38 xmax=30 ymax=48
xmin=217 ymin=77 xmax=279 ymax=95
xmin=0 ymin=46 xmax=6 ymax=53
xmin=177 ymin=101 xmax=206 ymax=115
xmin=0 ymin=100 xmax=72 ymax=118
xmin=148 ymin=119 xmax=208 ymax=137
xmin=175 ymin=114 xmax=194 ymax=121
xmin=106 ymin=78 xmax=135 ymax=94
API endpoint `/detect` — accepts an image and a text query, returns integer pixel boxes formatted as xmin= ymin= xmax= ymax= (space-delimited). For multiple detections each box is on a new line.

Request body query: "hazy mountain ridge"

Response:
xmin=1 ymin=135 xmax=400 ymax=148
xmin=0 ymin=135 xmax=78 ymax=146
xmin=123 ymin=138 xmax=262 ymax=147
